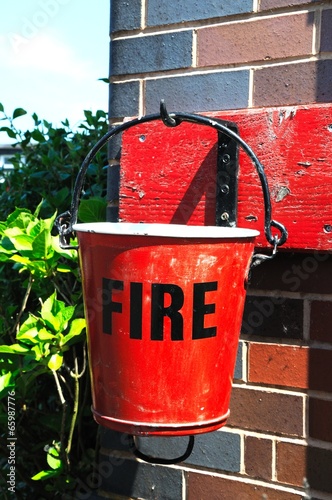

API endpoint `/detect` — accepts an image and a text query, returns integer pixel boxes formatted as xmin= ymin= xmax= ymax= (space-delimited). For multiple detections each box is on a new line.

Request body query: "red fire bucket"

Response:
xmin=56 ymin=104 xmax=288 ymax=445
xmin=73 ymin=222 xmax=259 ymax=436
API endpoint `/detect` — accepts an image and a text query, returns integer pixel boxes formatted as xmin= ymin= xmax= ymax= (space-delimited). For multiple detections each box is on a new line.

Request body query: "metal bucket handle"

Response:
xmin=56 ymin=100 xmax=287 ymax=252
xmin=129 ymin=435 xmax=195 ymax=465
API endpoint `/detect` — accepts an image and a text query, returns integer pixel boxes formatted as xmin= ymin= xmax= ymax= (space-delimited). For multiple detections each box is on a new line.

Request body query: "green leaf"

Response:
xmin=0 ymin=102 xmax=4 ymax=112
xmin=52 ymin=236 xmax=77 ymax=260
xmin=12 ymin=107 xmax=27 ymax=119
xmin=46 ymin=445 xmax=63 ymax=470
xmin=41 ymin=293 xmax=58 ymax=330
xmin=0 ymin=372 xmax=12 ymax=392
xmin=78 ymin=197 xmax=107 ymax=223
xmin=36 ymin=328 xmax=55 ymax=341
xmin=31 ymin=344 xmax=45 ymax=361
xmin=0 ymin=126 xmax=16 ymax=139
xmin=6 ymin=209 xmax=34 ymax=229
xmin=33 ymin=200 xmax=44 ymax=218
xmin=31 ymin=469 xmax=61 ymax=481
xmin=32 ymin=112 xmax=39 ymax=124
xmin=62 ymin=318 xmax=86 ymax=345
xmin=41 ymin=211 xmax=57 ymax=233
xmin=17 ymin=316 xmax=41 ymax=343
xmin=56 ymin=263 xmax=73 ymax=273
xmin=31 ymin=129 xmax=45 ymax=142
xmin=96 ymin=110 xmax=107 ymax=120
xmin=32 ymin=228 xmax=52 ymax=259
xmin=47 ymin=353 xmax=63 ymax=370
xmin=98 ymin=78 xmax=109 ymax=84
xmin=10 ymin=254 xmax=32 ymax=268
xmin=83 ymin=110 xmax=93 ymax=126
xmin=0 ymin=344 xmax=30 ymax=354
xmin=6 ymin=233 xmax=33 ymax=252
xmin=16 ymin=327 xmax=40 ymax=344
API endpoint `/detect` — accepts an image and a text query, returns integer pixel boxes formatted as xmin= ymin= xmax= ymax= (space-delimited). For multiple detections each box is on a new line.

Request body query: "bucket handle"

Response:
xmin=55 ymin=100 xmax=287 ymax=256
xmin=128 ymin=434 xmax=195 ymax=465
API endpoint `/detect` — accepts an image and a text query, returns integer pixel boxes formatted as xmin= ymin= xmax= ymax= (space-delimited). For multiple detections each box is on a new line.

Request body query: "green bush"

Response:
xmin=0 ymin=104 xmax=109 ymax=498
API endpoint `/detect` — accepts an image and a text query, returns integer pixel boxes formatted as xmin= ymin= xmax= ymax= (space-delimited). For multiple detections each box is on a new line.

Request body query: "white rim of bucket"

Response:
xmin=72 ymin=222 xmax=259 ymax=239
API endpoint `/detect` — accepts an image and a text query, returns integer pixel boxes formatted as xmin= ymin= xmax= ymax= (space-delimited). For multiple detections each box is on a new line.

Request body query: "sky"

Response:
xmin=0 ymin=0 xmax=110 ymax=143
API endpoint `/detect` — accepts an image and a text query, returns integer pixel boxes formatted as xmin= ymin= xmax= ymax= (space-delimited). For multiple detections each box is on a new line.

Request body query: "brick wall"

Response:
xmin=109 ymin=0 xmax=332 ymax=120
xmin=84 ymin=1 xmax=332 ymax=499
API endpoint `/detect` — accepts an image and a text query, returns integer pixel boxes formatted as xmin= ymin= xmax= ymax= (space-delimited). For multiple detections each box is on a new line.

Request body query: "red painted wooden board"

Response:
xmin=119 ymin=103 xmax=332 ymax=251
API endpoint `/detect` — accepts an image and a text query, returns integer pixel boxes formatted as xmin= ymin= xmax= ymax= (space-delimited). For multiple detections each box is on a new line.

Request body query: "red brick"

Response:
xmin=309 ymin=397 xmax=332 ymax=442
xmin=253 ymin=60 xmax=332 ymax=107
xmin=244 ymin=435 xmax=272 ymax=481
xmin=187 ymin=471 xmax=303 ymax=499
xmin=249 ymin=343 xmax=332 ymax=392
xmin=310 ymin=300 xmax=332 ymax=343
xmin=277 ymin=441 xmax=307 ymax=487
xmin=278 ymin=441 xmax=332 ymax=493
xmin=260 ymin=0 xmax=319 ymax=9
xmin=197 ymin=13 xmax=314 ymax=67
xmin=228 ymin=387 xmax=304 ymax=436
xmin=248 ymin=343 xmax=309 ymax=389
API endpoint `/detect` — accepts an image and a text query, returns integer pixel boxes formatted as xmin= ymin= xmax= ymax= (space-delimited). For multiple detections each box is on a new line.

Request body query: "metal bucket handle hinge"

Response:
xmin=129 ymin=434 xmax=195 ymax=465
xmin=55 ymin=100 xmax=288 ymax=256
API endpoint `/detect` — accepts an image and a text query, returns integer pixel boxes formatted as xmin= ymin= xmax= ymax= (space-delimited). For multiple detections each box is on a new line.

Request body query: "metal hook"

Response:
xmin=268 ymin=219 xmax=288 ymax=247
xmin=250 ymin=236 xmax=278 ymax=268
xmin=160 ymin=100 xmax=181 ymax=127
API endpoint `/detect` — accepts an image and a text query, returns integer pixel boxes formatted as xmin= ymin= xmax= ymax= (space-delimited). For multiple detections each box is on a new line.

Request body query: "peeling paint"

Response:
xmin=278 ymin=108 xmax=296 ymax=125
xmin=275 ymin=186 xmax=290 ymax=202
xmin=297 ymin=161 xmax=312 ymax=167
xmin=245 ymin=215 xmax=258 ymax=222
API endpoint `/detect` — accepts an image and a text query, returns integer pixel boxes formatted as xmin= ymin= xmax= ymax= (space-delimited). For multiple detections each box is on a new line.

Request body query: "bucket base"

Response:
xmin=92 ymin=408 xmax=230 ymax=436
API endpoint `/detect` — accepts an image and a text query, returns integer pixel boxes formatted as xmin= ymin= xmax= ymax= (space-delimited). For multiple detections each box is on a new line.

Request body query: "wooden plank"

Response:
xmin=119 ymin=103 xmax=332 ymax=251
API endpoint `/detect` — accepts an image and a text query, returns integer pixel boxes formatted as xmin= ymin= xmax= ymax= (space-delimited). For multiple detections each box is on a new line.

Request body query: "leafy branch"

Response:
xmin=0 ymin=103 xmax=109 ymax=497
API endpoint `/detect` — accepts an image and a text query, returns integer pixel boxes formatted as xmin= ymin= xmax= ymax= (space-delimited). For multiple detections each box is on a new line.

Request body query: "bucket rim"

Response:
xmin=72 ymin=222 xmax=259 ymax=239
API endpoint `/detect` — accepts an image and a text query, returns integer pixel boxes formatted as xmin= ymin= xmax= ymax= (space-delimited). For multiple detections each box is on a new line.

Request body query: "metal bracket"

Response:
xmin=215 ymin=120 xmax=239 ymax=227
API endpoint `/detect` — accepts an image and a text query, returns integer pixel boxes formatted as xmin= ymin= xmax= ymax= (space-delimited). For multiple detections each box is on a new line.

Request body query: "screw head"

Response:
xmin=221 ymin=212 xmax=229 ymax=221
xmin=220 ymin=184 xmax=230 ymax=194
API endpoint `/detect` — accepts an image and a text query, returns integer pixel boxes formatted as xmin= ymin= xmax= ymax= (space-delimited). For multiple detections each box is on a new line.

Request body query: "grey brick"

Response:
xmin=147 ymin=0 xmax=253 ymax=26
xmin=247 ymin=252 xmax=332 ymax=294
xmin=135 ymin=430 xmax=241 ymax=472
xmin=233 ymin=341 xmax=243 ymax=381
xmin=106 ymin=164 xmax=120 ymax=201
xmin=100 ymin=428 xmax=132 ymax=451
xmin=109 ymin=81 xmax=139 ymax=118
xmin=185 ymin=431 xmax=241 ymax=471
xmin=321 ymin=9 xmax=332 ymax=52
xmin=99 ymin=457 xmax=183 ymax=499
xmin=111 ymin=0 xmax=141 ymax=31
xmin=111 ymin=31 xmax=193 ymax=76
xmin=145 ymin=71 xmax=250 ymax=114
xmin=134 ymin=435 xmax=194 ymax=462
xmin=317 ymin=60 xmax=332 ymax=103
xmin=242 ymin=296 xmax=303 ymax=339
